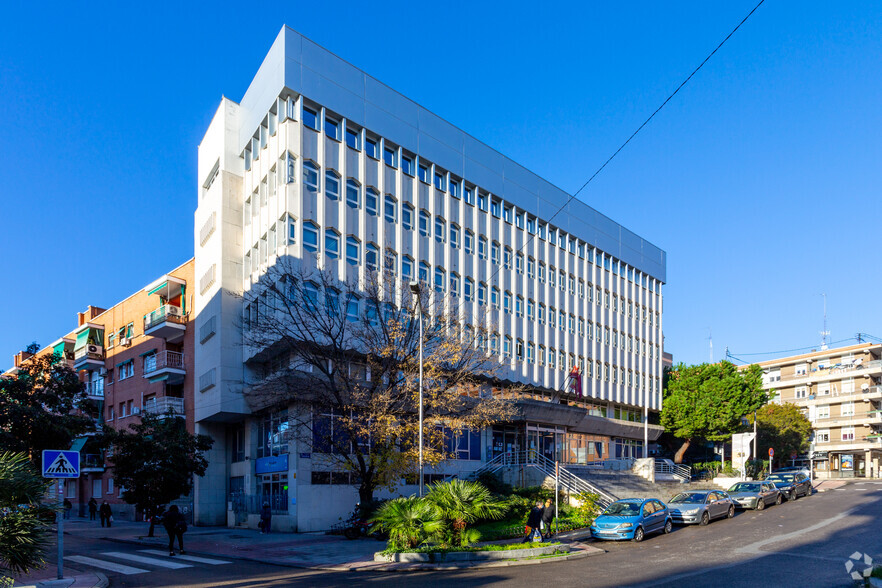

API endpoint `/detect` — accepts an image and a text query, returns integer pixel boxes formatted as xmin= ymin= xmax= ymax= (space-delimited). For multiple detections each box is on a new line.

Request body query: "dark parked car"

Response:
xmin=765 ymin=472 xmax=812 ymax=500
xmin=728 ymin=481 xmax=781 ymax=510
xmin=667 ymin=490 xmax=736 ymax=525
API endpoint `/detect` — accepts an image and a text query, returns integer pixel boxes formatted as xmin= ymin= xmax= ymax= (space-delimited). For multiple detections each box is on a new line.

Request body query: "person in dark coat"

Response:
xmin=99 ymin=502 xmax=112 ymax=527
xmin=162 ymin=505 xmax=186 ymax=556
xmin=260 ymin=502 xmax=272 ymax=534
xmin=541 ymin=498 xmax=555 ymax=539
xmin=63 ymin=499 xmax=72 ymax=519
xmin=88 ymin=498 xmax=98 ymax=521
xmin=524 ymin=501 xmax=544 ymax=542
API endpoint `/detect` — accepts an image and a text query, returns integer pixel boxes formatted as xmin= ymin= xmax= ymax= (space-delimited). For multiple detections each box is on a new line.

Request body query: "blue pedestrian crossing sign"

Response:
xmin=42 ymin=450 xmax=80 ymax=478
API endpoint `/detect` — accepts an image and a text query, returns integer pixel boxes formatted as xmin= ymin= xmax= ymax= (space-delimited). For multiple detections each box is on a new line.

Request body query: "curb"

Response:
xmin=101 ymin=536 xmax=604 ymax=572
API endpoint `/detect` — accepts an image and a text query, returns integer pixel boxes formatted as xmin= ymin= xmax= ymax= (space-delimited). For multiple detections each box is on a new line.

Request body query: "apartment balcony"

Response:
xmin=141 ymin=396 xmax=185 ymax=419
xmin=83 ymin=381 xmax=104 ymax=400
xmin=73 ymin=345 xmax=105 ymax=372
xmin=81 ymin=453 xmax=105 ymax=473
xmin=143 ymin=350 xmax=185 ymax=385
xmin=777 ymin=359 xmax=882 ymax=387
xmin=143 ymin=305 xmax=187 ymax=342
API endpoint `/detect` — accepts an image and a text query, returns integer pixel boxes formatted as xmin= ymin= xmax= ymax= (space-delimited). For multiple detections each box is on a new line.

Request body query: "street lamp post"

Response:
xmin=409 ymin=281 xmax=424 ymax=497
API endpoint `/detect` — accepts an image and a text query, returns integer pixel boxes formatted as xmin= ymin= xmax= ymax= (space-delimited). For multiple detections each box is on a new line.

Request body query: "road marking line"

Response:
xmin=102 ymin=552 xmax=192 ymax=569
xmin=140 ymin=549 xmax=231 ymax=565
xmin=737 ymin=509 xmax=853 ymax=554
xmin=67 ymin=556 xmax=149 ymax=575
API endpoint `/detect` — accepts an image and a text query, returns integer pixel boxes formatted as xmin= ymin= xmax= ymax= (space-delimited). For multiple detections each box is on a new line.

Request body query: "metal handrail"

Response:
xmin=144 ymin=305 xmax=187 ymax=331
xmin=654 ymin=459 xmax=691 ymax=482
xmin=466 ymin=450 xmax=617 ymax=507
xmin=143 ymin=350 xmax=185 ymax=375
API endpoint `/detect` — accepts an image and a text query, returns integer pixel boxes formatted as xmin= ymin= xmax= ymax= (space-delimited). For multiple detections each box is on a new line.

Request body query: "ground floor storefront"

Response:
xmin=810 ymin=448 xmax=882 ymax=479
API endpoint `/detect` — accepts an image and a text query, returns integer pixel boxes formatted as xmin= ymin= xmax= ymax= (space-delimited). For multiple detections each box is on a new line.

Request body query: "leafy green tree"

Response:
xmin=661 ymin=362 xmax=767 ymax=463
xmin=105 ymin=413 xmax=213 ymax=523
xmin=426 ymin=479 xmax=507 ymax=547
xmin=369 ymin=496 xmax=444 ymax=550
xmin=0 ymin=354 xmax=94 ymax=464
xmin=748 ymin=403 xmax=812 ymax=467
xmin=0 ymin=452 xmax=53 ymax=583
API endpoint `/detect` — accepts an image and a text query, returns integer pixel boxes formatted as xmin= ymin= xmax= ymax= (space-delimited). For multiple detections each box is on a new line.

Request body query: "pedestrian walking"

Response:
xmin=523 ymin=501 xmax=544 ymax=542
xmin=163 ymin=505 xmax=187 ymax=556
xmin=541 ymin=498 xmax=555 ymax=539
xmin=260 ymin=502 xmax=272 ymax=534
xmin=88 ymin=498 xmax=97 ymax=521
xmin=99 ymin=501 xmax=112 ymax=528
xmin=63 ymin=499 xmax=72 ymax=520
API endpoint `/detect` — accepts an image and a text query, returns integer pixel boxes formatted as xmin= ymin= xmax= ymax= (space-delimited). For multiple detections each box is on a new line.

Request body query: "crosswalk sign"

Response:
xmin=42 ymin=450 xmax=80 ymax=478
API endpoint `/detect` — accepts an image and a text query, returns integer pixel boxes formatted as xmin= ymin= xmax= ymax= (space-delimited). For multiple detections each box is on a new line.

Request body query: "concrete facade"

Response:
xmin=192 ymin=26 xmax=666 ymax=532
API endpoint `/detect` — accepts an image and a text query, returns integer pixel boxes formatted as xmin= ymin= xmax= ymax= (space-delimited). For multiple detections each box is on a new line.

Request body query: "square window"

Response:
xmin=383 ymin=146 xmax=397 ymax=168
xmin=345 ymin=128 xmax=360 ymax=150
xmin=325 ymin=117 xmax=339 ymax=140
xmin=365 ymin=138 xmax=379 ymax=159
xmin=302 ymin=106 xmax=319 ymax=131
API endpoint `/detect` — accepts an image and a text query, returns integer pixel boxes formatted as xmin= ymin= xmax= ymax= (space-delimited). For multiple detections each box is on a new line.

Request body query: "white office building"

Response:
xmin=193 ymin=26 xmax=667 ymax=531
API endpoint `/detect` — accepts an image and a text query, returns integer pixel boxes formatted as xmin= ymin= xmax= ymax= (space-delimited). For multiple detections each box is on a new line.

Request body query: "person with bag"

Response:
xmin=523 ymin=501 xmax=544 ymax=542
xmin=99 ymin=501 xmax=112 ymax=528
xmin=541 ymin=498 xmax=555 ymax=540
xmin=88 ymin=498 xmax=98 ymax=521
xmin=163 ymin=505 xmax=187 ymax=556
xmin=260 ymin=502 xmax=272 ymax=534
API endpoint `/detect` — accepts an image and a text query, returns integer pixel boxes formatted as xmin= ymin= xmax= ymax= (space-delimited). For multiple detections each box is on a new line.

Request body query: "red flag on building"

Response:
xmin=568 ymin=365 xmax=582 ymax=396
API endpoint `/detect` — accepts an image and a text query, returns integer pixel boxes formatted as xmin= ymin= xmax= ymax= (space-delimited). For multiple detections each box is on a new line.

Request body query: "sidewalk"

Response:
xmin=60 ymin=517 xmax=601 ymax=572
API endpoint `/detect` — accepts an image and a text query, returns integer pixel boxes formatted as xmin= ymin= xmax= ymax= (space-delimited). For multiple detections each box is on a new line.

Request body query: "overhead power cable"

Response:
xmin=469 ymin=0 xmax=767 ymax=300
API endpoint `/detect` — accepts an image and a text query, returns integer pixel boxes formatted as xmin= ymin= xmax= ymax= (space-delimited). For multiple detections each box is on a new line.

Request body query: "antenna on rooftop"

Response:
xmin=708 ymin=328 xmax=714 ymax=363
xmin=820 ymin=293 xmax=829 ymax=351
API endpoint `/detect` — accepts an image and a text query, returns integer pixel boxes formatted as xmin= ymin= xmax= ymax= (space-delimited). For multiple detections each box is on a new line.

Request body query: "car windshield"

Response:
xmin=767 ymin=474 xmax=794 ymax=483
xmin=603 ymin=502 xmax=642 ymax=516
xmin=729 ymin=483 xmax=761 ymax=493
xmin=669 ymin=493 xmax=708 ymax=504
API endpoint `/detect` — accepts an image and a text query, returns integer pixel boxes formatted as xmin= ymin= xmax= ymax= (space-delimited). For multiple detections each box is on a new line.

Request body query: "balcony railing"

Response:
xmin=780 ymin=359 xmax=882 ymax=383
xmin=82 ymin=453 xmax=105 ymax=470
xmin=142 ymin=396 xmax=185 ymax=418
xmin=84 ymin=381 xmax=104 ymax=399
xmin=143 ymin=350 xmax=184 ymax=375
xmin=144 ymin=305 xmax=187 ymax=331
xmin=73 ymin=346 xmax=104 ymax=362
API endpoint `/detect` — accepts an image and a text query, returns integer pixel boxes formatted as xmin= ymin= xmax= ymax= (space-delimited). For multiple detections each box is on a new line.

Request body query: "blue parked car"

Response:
xmin=590 ymin=498 xmax=673 ymax=542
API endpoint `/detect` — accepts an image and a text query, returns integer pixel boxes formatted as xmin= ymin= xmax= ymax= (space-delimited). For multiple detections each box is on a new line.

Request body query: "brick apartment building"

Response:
xmin=4 ymin=259 xmax=195 ymax=520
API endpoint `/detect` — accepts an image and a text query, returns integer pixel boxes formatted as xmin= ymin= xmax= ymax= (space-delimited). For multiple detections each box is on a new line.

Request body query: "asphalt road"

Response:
xmin=36 ymin=482 xmax=882 ymax=587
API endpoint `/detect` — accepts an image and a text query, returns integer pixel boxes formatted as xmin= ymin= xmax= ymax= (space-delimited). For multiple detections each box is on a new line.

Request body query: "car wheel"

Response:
xmin=756 ymin=499 xmax=765 ymax=511
xmin=727 ymin=505 xmax=735 ymax=518
xmin=632 ymin=527 xmax=645 ymax=542
xmin=664 ymin=519 xmax=673 ymax=534
xmin=791 ymin=490 xmax=798 ymax=501
xmin=699 ymin=512 xmax=710 ymax=526
xmin=775 ymin=494 xmax=783 ymax=506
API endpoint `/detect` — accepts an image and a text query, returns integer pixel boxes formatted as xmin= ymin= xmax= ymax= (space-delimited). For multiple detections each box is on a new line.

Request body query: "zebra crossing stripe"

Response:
xmin=102 ymin=552 xmax=192 ymax=569
xmin=140 ymin=549 xmax=232 ymax=565
xmin=67 ymin=555 xmax=148 ymax=575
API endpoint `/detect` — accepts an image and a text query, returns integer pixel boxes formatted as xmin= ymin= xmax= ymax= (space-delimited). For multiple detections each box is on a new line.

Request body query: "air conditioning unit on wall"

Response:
xmin=167 ymin=306 xmax=183 ymax=317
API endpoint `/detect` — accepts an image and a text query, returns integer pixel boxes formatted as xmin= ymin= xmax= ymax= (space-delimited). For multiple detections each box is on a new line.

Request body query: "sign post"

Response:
xmin=769 ymin=447 xmax=774 ymax=476
xmin=42 ymin=450 xmax=80 ymax=580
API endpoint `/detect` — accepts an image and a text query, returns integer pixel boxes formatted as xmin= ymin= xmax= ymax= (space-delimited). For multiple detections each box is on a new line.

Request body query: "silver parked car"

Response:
xmin=728 ymin=481 xmax=781 ymax=510
xmin=668 ymin=490 xmax=736 ymax=525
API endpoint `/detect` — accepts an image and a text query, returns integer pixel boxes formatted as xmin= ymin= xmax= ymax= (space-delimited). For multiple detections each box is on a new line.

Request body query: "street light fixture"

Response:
xmin=409 ymin=280 xmax=424 ymax=497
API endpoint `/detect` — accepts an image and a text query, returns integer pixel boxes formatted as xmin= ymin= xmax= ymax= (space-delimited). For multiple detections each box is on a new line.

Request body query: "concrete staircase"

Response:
xmin=565 ymin=466 xmax=720 ymax=501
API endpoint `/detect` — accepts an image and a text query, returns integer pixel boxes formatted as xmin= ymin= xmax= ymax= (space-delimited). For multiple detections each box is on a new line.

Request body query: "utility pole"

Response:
xmin=820 ymin=294 xmax=829 ymax=351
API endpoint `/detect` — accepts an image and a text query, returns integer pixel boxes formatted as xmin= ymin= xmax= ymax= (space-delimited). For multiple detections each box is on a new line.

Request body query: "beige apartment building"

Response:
xmin=752 ymin=342 xmax=882 ymax=479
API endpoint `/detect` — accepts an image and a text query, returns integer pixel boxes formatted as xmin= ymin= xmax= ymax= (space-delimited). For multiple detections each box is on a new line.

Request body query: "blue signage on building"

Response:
xmin=255 ymin=454 xmax=288 ymax=474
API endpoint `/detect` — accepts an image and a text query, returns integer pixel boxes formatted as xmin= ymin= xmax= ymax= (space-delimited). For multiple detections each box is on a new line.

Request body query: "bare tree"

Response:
xmin=239 ymin=257 xmax=515 ymax=505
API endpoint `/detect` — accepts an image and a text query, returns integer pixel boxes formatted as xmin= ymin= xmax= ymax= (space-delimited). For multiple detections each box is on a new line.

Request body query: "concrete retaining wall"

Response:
xmin=375 ymin=543 xmax=570 ymax=562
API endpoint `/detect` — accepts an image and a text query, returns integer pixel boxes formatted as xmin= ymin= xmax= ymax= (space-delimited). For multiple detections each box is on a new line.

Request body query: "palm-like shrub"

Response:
xmin=1 ymin=452 xmax=52 ymax=584
xmin=369 ymin=496 xmax=443 ymax=550
xmin=426 ymin=479 xmax=507 ymax=546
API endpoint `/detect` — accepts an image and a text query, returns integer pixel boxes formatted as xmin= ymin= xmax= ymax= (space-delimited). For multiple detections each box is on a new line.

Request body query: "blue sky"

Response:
xmin=1 ymin=1 xmax=880 ymax=367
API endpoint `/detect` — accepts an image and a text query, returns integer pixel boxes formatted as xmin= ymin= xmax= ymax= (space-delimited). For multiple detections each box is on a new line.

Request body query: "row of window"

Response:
xmin=266 ymin=217 xmax=661 ymax=326
xmin=242 ymin=96 xmax=661 ymax=295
